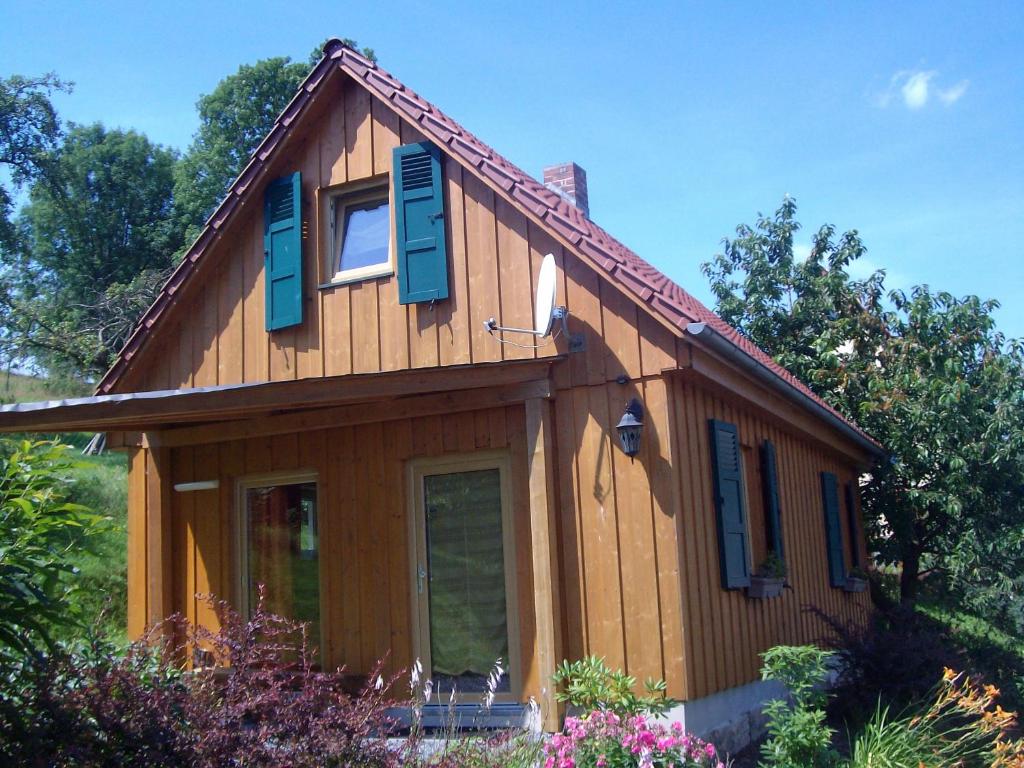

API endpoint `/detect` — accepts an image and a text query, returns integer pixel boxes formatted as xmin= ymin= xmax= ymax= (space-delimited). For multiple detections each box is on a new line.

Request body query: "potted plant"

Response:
xmin=747 ymin=552 xmax=787 ymax=599
xmin=845 ymin=566 xmax=869 ymax=592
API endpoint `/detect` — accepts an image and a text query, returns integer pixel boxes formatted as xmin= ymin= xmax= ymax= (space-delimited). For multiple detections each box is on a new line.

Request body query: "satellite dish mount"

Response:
xmin=484 ymin=253 xmax=568 ymax=344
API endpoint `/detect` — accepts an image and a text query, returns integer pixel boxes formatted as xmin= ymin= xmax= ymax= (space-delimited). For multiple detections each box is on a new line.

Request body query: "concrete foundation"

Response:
xmin=660 ymin=678 xmax=788 ymax=756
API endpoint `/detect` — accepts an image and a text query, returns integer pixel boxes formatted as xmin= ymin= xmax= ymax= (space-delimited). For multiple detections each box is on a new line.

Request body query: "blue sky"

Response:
xmin=2 ymin=1 xmax=1022 ymax=337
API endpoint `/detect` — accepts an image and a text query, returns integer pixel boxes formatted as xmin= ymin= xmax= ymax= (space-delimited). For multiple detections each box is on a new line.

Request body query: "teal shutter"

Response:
xmin=709 ymin=419 xmax=751 ymax=589
xmin=760 ymin=440 xmax=784 ymax=559
xmin=845 ymin=482 xmax=861 ymax=568
xmin=393 ymin=142 xmax=449 ymax=305
xmin=264 ymin=172 xmax=303 ymax=331
xmin=820 ymin=472 xmax=846 ymax=587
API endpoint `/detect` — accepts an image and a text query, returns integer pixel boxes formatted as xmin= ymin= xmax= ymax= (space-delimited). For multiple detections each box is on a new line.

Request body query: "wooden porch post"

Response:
xmin=143 ymin=436 xmax=173 ymax=631
xmin=524 ymin=397 xmax=563 ymax=732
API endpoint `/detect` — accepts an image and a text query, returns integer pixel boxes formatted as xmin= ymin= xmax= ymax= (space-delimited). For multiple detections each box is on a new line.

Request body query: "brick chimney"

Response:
xmin=543 ymin=162 xmax=589 ymax=218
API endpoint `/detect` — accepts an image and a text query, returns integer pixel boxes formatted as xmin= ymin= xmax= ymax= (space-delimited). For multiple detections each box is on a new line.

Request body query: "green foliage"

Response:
xmin=704 ymin=198 xmax=1024 ymax=606
xmin=0 ymin=73 xmax=68 ymax=256
xmin=61 ymin=451 xmax=128 ymax=640
xmin=847 ymin=671 xmax=1023 ymax=768
xmin=759 ymin=645 xmax=837 ymax=768
xmin=0 ymin=439 xmax=108 ymax=659
xmin=172 ymin=56 xmax=309 ymax=245
xmin=757 ymin=551 xmax=788 ymax=579
xmin=414 ymin=731 xmax=543 ymax=768
xmin=552 ymin=655 xmax=676 ymax=716
xmin=175 ymin=39 xmax=375 ymax=248
xmin=918 ymin=598 xmax=1024 ymax=715
xmin=2 ymin=123 xmax=183 ymax=376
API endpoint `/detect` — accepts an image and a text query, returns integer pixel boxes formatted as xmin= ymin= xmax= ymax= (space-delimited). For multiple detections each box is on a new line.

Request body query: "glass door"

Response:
xmin=410 ymin=454 xmax=518 ymax=699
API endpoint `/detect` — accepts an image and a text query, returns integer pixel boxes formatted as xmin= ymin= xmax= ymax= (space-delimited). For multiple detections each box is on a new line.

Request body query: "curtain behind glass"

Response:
xmin=424 ymin=468 xmax=509 ymax=692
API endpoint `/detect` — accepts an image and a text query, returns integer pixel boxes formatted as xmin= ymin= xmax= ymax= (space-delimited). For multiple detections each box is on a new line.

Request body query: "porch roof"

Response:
xmin=0 ymin=358 xmax=558 ymax=434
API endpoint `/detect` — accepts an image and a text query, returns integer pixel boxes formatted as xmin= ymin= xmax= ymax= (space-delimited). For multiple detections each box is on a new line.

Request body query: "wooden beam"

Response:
xmin=0 ymin=357 xmax=561 ymax=434
xmin=157 ymin=379 xmax=552 ymax=448
xmin=524 ymin=396 xmax=563 ymax=732
xmin=143 ymin=440 xmax=173 ymax=631
xmin=126 ymin=447 xmax=147 ymax=638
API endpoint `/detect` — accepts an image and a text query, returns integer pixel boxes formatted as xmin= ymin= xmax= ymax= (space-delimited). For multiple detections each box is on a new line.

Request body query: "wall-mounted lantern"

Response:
xmin=616 ymin=398 xmax=644 ymax=462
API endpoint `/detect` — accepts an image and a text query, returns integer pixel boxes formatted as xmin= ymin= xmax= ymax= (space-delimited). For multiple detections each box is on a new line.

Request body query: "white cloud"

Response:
xmin=792 ymin=242 xmax=812 ymax=260
xmin=900 ymin=71 xmax=935 ymax=109
xmin=938 ymin=79 xmax=970 ymax=105
xmin=875 ymin=70 xmax=968 ymax=110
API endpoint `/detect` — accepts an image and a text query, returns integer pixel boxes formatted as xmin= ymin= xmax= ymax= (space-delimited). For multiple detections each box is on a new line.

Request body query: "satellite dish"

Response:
xmin=483 ymin=252 xmax=568 ymax=341
xmin=534 ymin=253 xmax=558 ymax=337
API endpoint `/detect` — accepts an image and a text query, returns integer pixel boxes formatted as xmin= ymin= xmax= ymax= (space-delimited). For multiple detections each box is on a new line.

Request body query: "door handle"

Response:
xmin=417 ymin=565 xmax=427 ymax=594
xmin=428 ymin=212 xmax=444 ymax=224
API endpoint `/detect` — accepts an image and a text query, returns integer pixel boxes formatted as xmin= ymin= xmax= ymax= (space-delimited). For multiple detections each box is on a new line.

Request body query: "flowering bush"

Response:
xmin=0 ymin=591 xmax=401 ymax=767
xmin=543 ymin=711 xmax=723 ymax=768
xmin=849 ymin=668 xmax=1024 ymax=768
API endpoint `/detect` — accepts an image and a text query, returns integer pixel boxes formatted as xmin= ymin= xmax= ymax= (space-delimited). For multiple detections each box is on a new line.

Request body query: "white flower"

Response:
xmin=411 ymin=658 xmax=422 ymax=688
xmin=374 ymin=674 xmax=384 ymax=691
xmin=424 ymin=678 xmax=433 ymax=703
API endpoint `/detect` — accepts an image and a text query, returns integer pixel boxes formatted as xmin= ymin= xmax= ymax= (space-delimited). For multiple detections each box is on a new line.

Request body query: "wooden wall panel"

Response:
xmin=667 ymin=377 xmax=870 ymax=700
xmin=116 ymin=73 xmax=675 ymax=405
xmin=156 ymin=406 xmax=542 ymax=700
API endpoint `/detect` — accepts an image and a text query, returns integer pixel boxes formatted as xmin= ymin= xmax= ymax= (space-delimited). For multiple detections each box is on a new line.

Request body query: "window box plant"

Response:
xmin=844 ymin=566 xmax=869 ymax=592
xmin=747 ymin=552 xmax=787 ymax=599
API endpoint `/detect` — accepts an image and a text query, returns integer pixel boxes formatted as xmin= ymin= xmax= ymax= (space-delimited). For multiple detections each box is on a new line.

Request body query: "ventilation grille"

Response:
xmin=267 ymin=183 xmax=294 ymax=224
xmin=401 ymin=153 xmax=433 ymax=191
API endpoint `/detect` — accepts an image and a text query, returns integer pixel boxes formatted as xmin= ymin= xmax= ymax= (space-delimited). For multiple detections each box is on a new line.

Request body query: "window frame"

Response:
xmin=406 ymin=450 xmax=523 ymax=702
xmin=235 ymin=470 xmax=324 ymax=651
xmin=319 ymin=175 xmax=394 ymax=288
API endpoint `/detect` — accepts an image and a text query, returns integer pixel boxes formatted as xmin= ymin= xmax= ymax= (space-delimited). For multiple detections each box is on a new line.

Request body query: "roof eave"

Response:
xmin=685 ymin=322 xmax=884 ymax=459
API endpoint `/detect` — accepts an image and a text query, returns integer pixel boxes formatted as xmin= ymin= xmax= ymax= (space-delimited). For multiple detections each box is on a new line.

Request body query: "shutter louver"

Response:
xmin=820 ymin=472 xmax=846 ymax=587
xmin=393 ymin=142 xmax=449 ymax=305
xmin=264 ymin=172 xmax=303 ymax=331
xmin=709 ymin=419 xmax=751 ymax=589
xmin=761 ymin=440 xmax=784 ymax=560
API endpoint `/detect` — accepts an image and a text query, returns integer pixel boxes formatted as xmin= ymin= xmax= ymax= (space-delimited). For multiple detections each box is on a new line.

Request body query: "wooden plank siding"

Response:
xmin=115 ymin=74 xmax=565 ymax=395
xmin=116 ymin=69 xmax=872 ymax=710
xmin=666 ymin=377 xmax=871 ymax=700
xmin=128 ymin=407 xmax=541 ymax=694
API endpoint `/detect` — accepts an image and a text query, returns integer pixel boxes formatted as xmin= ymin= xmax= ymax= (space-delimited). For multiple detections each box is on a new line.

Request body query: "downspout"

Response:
xmin=684 ymin=322 xmax=884 ymax=459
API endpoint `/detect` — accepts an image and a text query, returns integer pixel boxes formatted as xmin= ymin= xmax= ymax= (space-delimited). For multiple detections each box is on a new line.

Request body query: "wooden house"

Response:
xmin=0 ymin=40 xmax=881 ymax=739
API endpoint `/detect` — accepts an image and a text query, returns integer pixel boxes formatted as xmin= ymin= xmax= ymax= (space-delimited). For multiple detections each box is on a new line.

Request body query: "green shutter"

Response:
xmin=393 ymin=141 xmax=449 ymax=305
xmin=760 ymin=440 xmax=784 ymax=560
xmin=820 ymin=472 xmax=846 ymax=587
xmin=264 ymin=172 xmax=303 ymax=331
xmin=709 ymin=419 xmax=751 ymax=589
xmin=845 ymin=482 xmax=861 ymax=568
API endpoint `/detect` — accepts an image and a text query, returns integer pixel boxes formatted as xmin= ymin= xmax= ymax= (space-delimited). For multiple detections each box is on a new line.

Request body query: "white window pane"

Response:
xmin=338 ymin=199 xmax=389 ymax=272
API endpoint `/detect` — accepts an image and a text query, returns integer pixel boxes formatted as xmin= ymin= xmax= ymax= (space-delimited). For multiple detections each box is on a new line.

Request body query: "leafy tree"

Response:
xmin=703 ymin=198 xmax=1024 ymax=606
xmin=0 ymin=440 xmax=105 ymax=660
xmin=1 ymin=123 xmax=182 ymax=377
xmin=0 ymin=73 xmax=68 ymax=254
xmin=174 ymin=39 xmax=375 ymax=246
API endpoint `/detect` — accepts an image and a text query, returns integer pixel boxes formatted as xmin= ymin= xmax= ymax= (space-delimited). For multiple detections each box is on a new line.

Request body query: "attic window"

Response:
xmin=326 ymin=180 xmax=392 ymax=285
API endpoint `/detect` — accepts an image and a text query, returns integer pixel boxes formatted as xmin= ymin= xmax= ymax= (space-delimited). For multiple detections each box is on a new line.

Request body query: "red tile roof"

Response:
xmin=96 ymin=40 xmax=877 ymax=450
